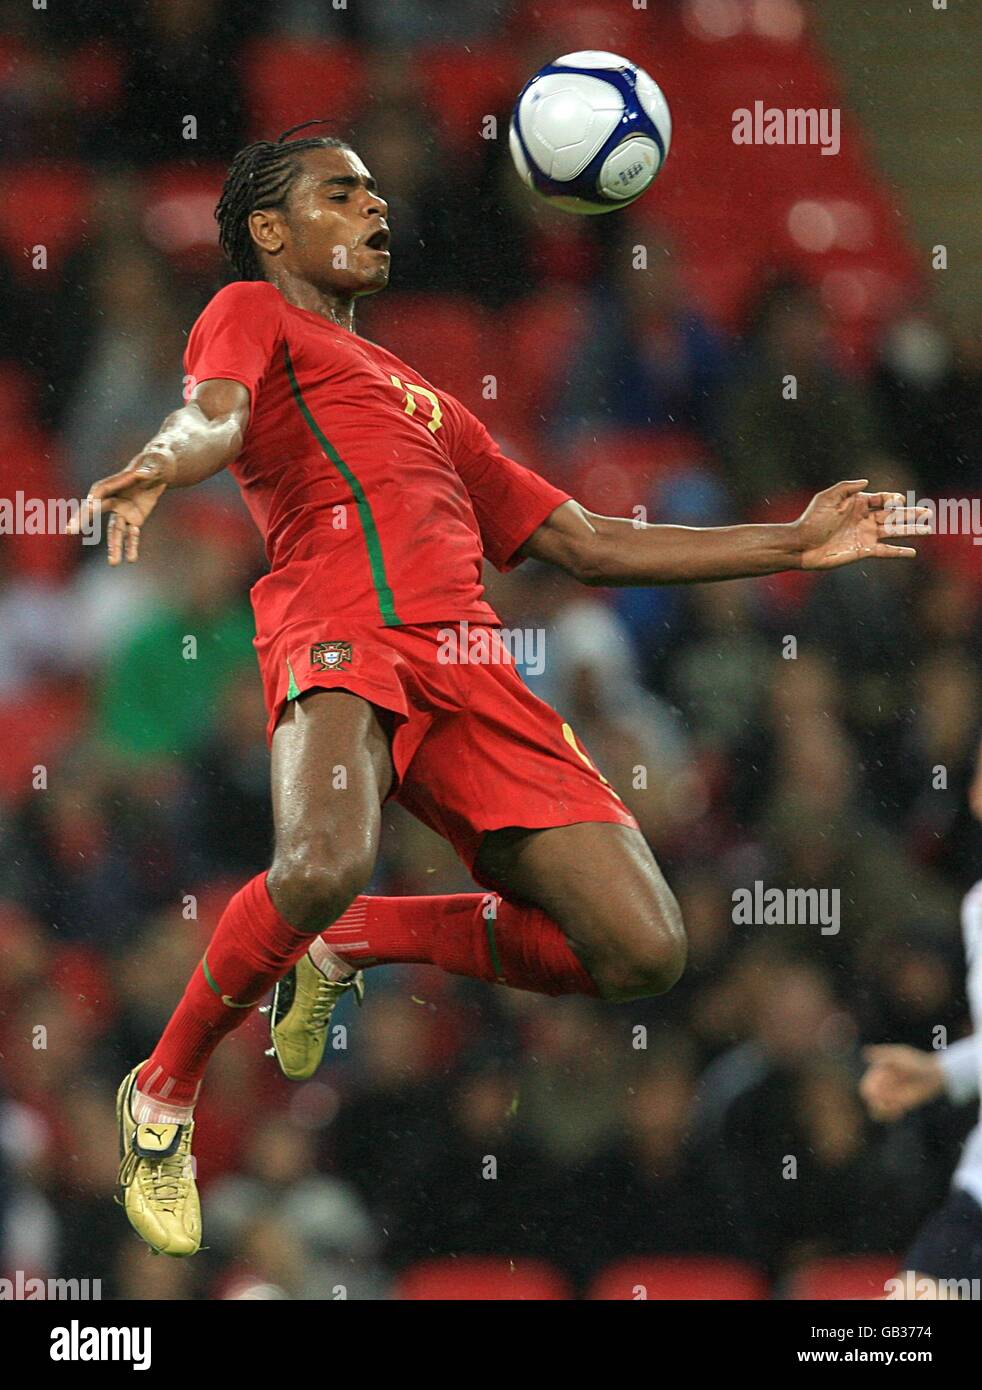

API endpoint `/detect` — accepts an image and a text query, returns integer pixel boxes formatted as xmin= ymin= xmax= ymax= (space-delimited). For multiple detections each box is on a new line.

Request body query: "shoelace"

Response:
xmin=307 ymin=977 xmax=348 ymax=1033
xmin=118 ymin=1135 xmax=191 ymax=1211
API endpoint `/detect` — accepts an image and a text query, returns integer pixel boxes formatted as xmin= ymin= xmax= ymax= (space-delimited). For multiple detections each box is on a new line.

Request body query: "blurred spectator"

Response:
xmin=206 ymin=1117 xmax=390 ymax=1299
xmin=554 ymin=225 xmax=729 ymax=439
xmin=717 ymin=278 xmax=886 ymax=511
xmin=276 ymin=0 xmax=501 ymax=45
xmin=543 ymin=595 xmax=707 ymax=847
xmin=874 ymin=313 xmax=982 ymax=493
xmin=695 ymin=959 xmax=926 ymax=1274
xmin=570 ymin=1047 xmax=722 ymax=1280
xmin=94 ymin=505 xmax=257 ymax=762
xmin=61 ymin=245 xmax=187 ymax=492
xmin=326 ymin=993 xmax=456 ymax=1262
xmin=350 ymin=102 xmax=474 ymax=297
xmin=105 ymin=0 xmax=247 ymax=164
xmin=0 ymin=571 xmax=80 ymax=698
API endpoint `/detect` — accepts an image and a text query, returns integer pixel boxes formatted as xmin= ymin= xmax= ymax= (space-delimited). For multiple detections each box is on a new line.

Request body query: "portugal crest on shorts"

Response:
xmin=310 ymin=641 xmax=353 ymax=672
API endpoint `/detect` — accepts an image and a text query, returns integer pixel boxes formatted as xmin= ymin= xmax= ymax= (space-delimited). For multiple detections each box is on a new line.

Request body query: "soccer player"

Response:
xmin=860 ymin=742 xmax=982 ymax=1298
xmin=75 ymin=125 xmax=926 ymax=1257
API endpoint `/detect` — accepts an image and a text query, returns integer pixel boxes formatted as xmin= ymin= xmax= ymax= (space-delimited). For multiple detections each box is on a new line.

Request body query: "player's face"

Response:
xmin=278 ymin=146 xmax=391 ymax=295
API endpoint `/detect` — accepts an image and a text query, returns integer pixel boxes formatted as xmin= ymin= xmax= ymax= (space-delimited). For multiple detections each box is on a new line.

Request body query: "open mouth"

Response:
xmin=364 ymin=229 xmax=390 ymax=252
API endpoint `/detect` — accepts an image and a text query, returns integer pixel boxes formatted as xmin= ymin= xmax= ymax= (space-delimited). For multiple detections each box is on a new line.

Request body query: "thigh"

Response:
xmin=270 ymin=688 xmax=394 ymax=859
xmin=474 ymin=820 xmax=683 ymax=970
xmin=397 ymin=636 xmax=637 ymax=876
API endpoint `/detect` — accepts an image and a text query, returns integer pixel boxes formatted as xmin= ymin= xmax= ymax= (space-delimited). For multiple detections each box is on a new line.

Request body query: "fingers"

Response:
xmin=65 ymin=494 xmax=109 ymax=538
xmin=864 ymin=490 xmax=904 ymax=508
xmin=873 ymin=542 xmax=917 ymax=559
xmin=105 ymin=511 xmax=142 ymax=565
xmin=64 ymin=484 xmax=135 ymax=537
xmin=65 ymin=457 xmax=164 ymax=537
xmin=88 ymin=471 xmax=133 ymax=502
xmin=66 ymin=493 xmax=147 ymax=561
xmin=867 ymin=1096 xmax=904 ymax=1123
xmin=875 ymin=506 xmax=932 ymax=535
xmin=89 ymin=457 xmax=163 ymax=501
xmin=106 ymin=511 xmax=125 ymax=566
xmin=64 ymin=499 xmax=94 ymax=537
xmin=859 ymin=1074 xmax=895 ymax=1122
xmin=860 ymin=1065 xmax=911 ymax=1122
xmin=825 ymin=479 xmax=869 ymax=502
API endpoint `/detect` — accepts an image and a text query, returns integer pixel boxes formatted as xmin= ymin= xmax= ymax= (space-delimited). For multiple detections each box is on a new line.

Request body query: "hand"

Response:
xmin=859 ymin=1044 xmax=945 ymax=1121
xmin=66 ymin=450 xmax=173 ymax=564
xmin=794 ymin=480 xmax=931 ymax=571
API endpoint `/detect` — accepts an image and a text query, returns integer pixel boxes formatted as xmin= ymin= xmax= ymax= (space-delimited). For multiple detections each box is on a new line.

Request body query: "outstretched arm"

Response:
xmin=521 ymin=480 xmax=929 ymax=585
xmin=68 ymin=378 xmax=250 ymax=564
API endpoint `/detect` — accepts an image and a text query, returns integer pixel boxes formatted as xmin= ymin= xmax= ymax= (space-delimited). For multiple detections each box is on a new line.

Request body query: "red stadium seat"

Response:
xmin=0 ymin=686 xmax=87 ymax=803
xmin=490 ymin=288 xmax=590 ymax=430
xmin=516 ymin=0 xmax=656 ymax=56
xmin=771 ymin=185 xmax=919 ymax=282
xmin=0 ymin=165 xmax=91 ymax=278
xmin=679 ymin=251 xmax=765 ymax=330
xmin=627 ymin=7 xmax=921 ymax=355
xmin=0 ymin=35 xmax=27 ymax=81
xmin=65 ymin=43 xmax=125 ymax=114
xmin=714 ymin=171 xmax=916 ymax=363
xmin=0 ymin=362 xmax=41 ymax=430
xmin=395 ymin=1257 xmax=572 ymax=1301
xmin=417 ymin=44 xmax=521 ymax=151
xmin=676 ymin=4 xmax=827 ymax=74
xmin=921 ymin=501 xmax=982 ymax=586
xmin=50 ymin=945 xmax=115 ymax=1038
xmin=139 ymin=164 xmax=226 ymax=267
xmin=0 ymin=425 xmax=74 ymax=579
xmin=564 ymin=428 xmax=706 ymax=515
xmin=589 ymin=1256 xmax=770 ymax=1301
xmin=241 ymin=39 xmax=366 ymax=140
xmin=683 ymin=58 xmax=837 ymax=126
xmin=787 ymin=1255 xmax=899 ymax=1301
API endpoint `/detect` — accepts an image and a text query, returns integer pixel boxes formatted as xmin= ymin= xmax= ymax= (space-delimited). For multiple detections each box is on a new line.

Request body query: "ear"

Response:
xmin=249 ymin=208 xmax=286 ymax=260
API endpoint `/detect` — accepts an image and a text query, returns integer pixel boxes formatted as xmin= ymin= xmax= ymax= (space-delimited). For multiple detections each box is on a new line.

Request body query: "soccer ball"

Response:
xmin=509 ymin=51 xmax=671 ymax=215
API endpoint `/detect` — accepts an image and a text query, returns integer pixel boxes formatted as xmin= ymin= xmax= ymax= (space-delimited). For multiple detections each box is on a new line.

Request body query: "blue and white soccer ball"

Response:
xmin=509 ymin=51 xmax=671 ymax=215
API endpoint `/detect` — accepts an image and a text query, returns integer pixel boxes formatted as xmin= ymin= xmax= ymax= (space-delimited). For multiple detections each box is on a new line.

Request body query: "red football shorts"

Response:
xmin=253 ymin=616 xmax=638 ymax=879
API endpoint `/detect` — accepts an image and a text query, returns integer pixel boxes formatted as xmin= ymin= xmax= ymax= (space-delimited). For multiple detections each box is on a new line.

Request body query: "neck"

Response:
xmin=266 ymin=270 xmax=357 ymax=333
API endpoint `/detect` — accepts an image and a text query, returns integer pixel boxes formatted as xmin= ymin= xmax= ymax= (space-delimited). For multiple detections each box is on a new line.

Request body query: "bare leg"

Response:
xmin=136 ymin=688 xmax=393 ymax=1105
xmin=266 ymin=689 xmax=394 ymax=928
xmin=473 ymin=821 xmax=687 ymax=1001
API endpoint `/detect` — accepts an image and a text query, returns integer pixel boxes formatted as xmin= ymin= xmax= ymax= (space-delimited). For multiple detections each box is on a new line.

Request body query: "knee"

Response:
xmin=266 ymin=845 xmax=373 ymax=932
xmin=594 ymin=896 xmax=687 ymax=1001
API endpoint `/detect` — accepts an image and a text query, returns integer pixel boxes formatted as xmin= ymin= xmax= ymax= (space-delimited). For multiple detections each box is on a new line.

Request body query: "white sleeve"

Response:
xmin=939 ymin=1035 xmax=980 ymax=1104
xmin=956 ymin=882 xmax=982 ymax=1105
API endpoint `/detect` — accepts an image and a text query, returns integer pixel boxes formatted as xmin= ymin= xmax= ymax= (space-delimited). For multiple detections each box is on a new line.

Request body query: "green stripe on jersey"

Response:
xmin=283 ymin=342 xmax=401 ymax=626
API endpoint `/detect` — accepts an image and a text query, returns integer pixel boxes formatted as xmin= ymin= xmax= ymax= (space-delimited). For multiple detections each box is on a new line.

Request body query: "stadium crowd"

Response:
xmin=1 ymin=0 xmax=980 ymax=1298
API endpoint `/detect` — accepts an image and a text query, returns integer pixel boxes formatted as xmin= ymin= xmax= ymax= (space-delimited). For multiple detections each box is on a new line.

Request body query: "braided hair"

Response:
xmin=216 ymin=120 xmax=351 ymax=280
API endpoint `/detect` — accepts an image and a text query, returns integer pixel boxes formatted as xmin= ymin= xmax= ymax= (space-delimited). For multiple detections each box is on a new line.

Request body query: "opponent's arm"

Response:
xmin=858 ymin=1041 xmax=977 ymax=1122
xmin=521 ymin=480 xmax=929 ymax=584
xmin=68 ymin=378 xmax=250 ymax=564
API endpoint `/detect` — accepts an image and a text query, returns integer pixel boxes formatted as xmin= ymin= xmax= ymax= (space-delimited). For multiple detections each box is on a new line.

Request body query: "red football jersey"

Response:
xmin=184 ymin=281 xmax=570 ymax=629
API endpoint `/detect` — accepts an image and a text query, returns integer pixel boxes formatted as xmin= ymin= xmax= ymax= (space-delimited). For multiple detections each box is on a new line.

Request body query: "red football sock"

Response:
xmin=319 ymin=894 xmax=598 ymax=997
xmin=137 ymin=873 xmax=314 ymax=1108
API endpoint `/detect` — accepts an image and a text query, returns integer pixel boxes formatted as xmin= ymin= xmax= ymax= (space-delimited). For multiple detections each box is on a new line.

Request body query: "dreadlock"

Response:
xmin=216 ymin=120 xmax=351 ymax=280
